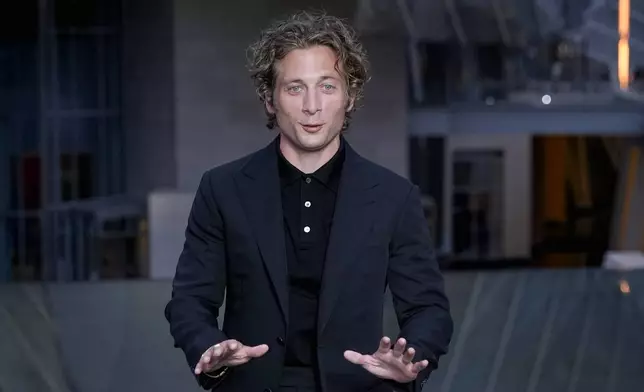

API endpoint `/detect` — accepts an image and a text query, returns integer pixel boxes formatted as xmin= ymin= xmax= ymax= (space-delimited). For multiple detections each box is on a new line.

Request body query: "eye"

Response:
xmin=321 ymin=83 xmax=336 ymax=91
xmin=287 ymin=86 xmax=303 ymax=93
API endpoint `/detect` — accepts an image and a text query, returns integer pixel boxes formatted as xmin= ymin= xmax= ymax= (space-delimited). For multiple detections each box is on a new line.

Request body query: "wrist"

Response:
xmin=204 ymin=366 xmax=229 ymax=379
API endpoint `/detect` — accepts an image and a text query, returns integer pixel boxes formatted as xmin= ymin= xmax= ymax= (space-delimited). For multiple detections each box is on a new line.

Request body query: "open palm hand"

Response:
xmin=344 ymin=337 xmax=429 ymax=384
xmin=195 ymin=339 xmax=269 ymax=375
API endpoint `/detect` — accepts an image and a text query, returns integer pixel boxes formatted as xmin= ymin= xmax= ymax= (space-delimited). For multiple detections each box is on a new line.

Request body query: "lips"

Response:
xmin=301 ymin=124 xmax=324 ymax=132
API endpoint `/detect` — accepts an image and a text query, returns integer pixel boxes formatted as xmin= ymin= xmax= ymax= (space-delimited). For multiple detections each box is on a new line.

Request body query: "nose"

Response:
xmin=302 ymin=89 xmax=321 ymax=115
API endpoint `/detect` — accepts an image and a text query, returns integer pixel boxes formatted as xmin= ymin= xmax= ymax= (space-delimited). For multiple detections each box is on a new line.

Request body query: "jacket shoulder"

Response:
xmin=200 ymin=149 xmax=257 ymax=183
xmin=360 ymin=158 xmax=415 ymax=193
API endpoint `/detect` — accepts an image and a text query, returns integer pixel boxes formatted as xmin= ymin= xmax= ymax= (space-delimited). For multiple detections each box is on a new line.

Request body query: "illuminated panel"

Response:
xmin=618 ymin=0 xmax=631 ymax=90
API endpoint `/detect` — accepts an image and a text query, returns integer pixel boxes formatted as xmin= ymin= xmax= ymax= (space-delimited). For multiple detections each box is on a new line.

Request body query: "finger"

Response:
xmin=195 ymin=346 xmax=215 ymax=374
xmin=226 ymin=340 xmax=240 ymax=352
xmin=202 ymin=345 xmax=215 ymax=365
xmin=377 ymin=336 xmax=391 ymax=354
xmin=402 ymin=347 xmax=415 ymax=365
xmin=215 ymin=340 xmax=242 ymax=366
xmin=344 ymin=350 xmax=367 ymax=365
xmin=412 ymin=359 xmax=429 ymax=373
xmin=245 ymin=344 xmax=270 ymax=358
xmin=212 ymin=343 xmax=228 ymax=361
xmin=392 ymin=338 xmax=406 ymax=357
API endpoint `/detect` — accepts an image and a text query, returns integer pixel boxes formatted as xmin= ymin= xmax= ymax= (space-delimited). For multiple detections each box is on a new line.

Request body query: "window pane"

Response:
xmin=57 ymin=34 xmax=99 ymax=110
xmin=9 ymin=155 xmax=41 ymax=211
xmin=7 ymin=216 xmax=42 ymax=281
xmin=452 ymin=150 xmax=504 ymax=259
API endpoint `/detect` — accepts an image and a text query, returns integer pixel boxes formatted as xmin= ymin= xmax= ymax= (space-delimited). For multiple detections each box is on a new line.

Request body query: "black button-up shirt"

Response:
xmin=277 ymin=141 xmax=345 ymax=370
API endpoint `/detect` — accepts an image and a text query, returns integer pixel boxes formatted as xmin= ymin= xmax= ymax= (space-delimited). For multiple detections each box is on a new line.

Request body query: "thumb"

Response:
xmin=344 ymin=350 xmax=366 ymax=365
xmin=244 ymin=344 xmax=269 ymax=358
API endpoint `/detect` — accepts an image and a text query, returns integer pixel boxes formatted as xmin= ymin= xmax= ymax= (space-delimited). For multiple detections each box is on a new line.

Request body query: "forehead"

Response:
xmin=275 ymin=45 xmax=342 ymax=80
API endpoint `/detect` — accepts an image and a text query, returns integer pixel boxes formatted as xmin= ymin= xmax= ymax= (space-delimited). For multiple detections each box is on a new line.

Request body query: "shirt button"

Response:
xmin=303 ymin=226 xmax=311 ymax=233
xmin=304 ymin=201 xmax=311 ymax=208
xmin=305 ymin=177 xmax=311 ymax=184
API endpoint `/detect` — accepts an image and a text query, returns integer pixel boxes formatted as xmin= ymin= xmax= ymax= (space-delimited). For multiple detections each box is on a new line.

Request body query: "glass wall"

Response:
xmin=0 ymin=0 xmax=125 ymax=282
xmin=408 ymin=38 xmax=613 ymax=107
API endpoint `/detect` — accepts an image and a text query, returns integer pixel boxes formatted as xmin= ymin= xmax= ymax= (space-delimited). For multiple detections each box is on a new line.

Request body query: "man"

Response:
xmin=165 ymin=10 xmax=453 ymax=392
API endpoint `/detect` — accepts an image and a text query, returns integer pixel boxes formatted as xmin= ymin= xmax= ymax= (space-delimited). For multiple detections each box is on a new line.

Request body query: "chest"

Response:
xmin=281 ymin=178 xmax=337 ymax=246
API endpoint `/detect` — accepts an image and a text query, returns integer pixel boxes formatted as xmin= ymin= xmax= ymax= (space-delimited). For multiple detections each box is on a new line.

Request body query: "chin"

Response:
xmin=296 ymin=133 xmax=333 ymax=151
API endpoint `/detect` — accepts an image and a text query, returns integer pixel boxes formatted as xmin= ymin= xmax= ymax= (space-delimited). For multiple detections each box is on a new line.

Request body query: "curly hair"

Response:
xmin=247 ymin=10 xmax=370 ymax=130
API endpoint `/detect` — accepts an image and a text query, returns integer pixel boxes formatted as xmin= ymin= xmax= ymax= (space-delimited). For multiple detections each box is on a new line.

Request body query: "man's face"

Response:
xmin=268 ymin=45 xmax=354 ymax=153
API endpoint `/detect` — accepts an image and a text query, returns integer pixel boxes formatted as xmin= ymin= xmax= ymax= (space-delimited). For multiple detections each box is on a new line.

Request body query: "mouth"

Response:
xmin=300 ymin=123 xmax=324 ymax=133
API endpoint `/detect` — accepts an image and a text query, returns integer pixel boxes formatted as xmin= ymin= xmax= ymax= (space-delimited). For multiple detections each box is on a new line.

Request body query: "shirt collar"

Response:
xmin=277 ymin=137 xmax=345 ymax=191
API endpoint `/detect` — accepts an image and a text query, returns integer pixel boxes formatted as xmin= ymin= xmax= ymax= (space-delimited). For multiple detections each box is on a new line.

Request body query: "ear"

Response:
xmin=265 ymin=95 xmax=276 ymax=114
xmin=346 ymin=96 xmax=355 ymax=112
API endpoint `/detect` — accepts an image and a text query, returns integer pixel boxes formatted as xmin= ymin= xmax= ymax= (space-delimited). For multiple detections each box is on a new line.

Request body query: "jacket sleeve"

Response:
xmin=164 ymin=171 xmax=230 ymax=390
xmin=386 ymin=185 xmax=454 ymax=392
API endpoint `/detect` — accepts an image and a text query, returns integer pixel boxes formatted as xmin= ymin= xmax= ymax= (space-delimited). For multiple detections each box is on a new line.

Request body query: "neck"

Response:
xmin=279 ymin=135 xmax=341 ymax=174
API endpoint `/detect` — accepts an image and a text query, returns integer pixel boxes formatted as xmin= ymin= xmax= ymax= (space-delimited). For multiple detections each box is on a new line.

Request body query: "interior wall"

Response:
xmin=0 ymin=124 xmax=8 ymax=281
xmin=172 ymin=0 xmax=409 ymax=192
xmin=122 ymin=0 xmax=177 ymax=197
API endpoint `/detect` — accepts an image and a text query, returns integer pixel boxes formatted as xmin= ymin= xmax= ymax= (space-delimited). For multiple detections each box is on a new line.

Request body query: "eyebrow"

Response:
xmin=284 ymin=76 xmax=339 ymax=84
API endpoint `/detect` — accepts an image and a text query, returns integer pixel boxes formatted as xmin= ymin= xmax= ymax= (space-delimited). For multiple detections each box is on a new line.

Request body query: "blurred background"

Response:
xmin=1 ymin=0 xmax=644 ymax=391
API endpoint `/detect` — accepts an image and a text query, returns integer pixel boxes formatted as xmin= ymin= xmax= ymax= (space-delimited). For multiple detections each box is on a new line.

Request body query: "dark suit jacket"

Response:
xmin=165 ymin=138 xmax=453 ymax=392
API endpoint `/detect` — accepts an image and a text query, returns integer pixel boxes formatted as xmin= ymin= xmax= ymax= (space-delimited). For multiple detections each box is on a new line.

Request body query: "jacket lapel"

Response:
xmin=234 ymin=139 xmax=289 ymax=325
xmin=318 ymin=145 xmax=379 ymax=335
